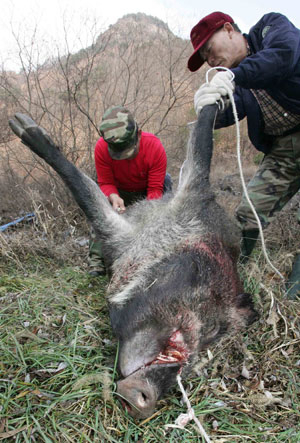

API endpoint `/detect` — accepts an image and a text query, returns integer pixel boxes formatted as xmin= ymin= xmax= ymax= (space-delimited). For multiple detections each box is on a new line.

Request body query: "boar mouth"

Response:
xmin=120 ymin=328 xmax=191 ymax=378
xmin=116 ymin=361 xmax=183 ymax=419
xmin=146 ymin=332 xmax=189 ymax=367
xmin=116 ymin=330 xmax=190 ymax=418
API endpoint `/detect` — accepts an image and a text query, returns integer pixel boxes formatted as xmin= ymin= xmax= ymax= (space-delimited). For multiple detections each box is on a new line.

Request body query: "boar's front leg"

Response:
xmin=9 ymin=113 xmax=132 ymax=243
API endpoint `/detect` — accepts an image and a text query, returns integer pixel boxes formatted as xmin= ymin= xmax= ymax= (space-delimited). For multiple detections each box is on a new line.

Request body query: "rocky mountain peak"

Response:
xmin=98 ymin=12 xmax=172 ymax=46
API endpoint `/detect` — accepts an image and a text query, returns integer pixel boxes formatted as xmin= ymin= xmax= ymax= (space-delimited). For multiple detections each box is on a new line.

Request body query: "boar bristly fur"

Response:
xmin=9 ymin=104 xmax=258 ymax=419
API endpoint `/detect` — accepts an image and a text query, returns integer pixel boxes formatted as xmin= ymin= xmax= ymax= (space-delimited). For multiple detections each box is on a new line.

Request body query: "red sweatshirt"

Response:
xmin=94 ymin=132 xmax=167 ymax=200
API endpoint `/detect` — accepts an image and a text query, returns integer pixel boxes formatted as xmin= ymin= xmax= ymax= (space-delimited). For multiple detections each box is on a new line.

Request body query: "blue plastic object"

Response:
xmin=0 ymin=213 xmax=35 ymax=232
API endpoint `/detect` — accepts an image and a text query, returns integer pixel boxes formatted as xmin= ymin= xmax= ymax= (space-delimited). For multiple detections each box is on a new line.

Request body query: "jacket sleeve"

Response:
xmin=146 ymin=138 xmax=167 ymax=200
xmin=232 ymin=13 xmax=300 ymax=89
xmin=94 ymin=138 xmax=119 ymax=197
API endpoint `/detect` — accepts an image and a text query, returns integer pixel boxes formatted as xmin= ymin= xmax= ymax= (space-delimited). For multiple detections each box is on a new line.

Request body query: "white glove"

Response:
xmin=194 ymin=83 xmax=222 ymax=116
xmin=210 ymin=70 xmax=235 ymax=96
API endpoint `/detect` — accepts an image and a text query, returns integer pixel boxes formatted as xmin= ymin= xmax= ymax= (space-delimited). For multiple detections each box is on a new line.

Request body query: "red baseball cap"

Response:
xmin=188 ymin=12 xmax=234 ymax=72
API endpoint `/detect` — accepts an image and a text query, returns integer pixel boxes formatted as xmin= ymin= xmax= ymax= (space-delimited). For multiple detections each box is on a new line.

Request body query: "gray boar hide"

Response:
xmin=9 ymin=104 xmax=257 ymax=419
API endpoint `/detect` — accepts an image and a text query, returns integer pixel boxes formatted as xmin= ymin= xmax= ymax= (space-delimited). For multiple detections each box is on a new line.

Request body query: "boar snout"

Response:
xmin=117 ymin=376 xmax=158 ymax=419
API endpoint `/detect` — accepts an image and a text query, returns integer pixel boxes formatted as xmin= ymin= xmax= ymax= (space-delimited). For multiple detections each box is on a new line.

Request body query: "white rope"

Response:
xmin=176 ymin=374 xmax=211 ymax=442
xmin=206 ymin=67 xmax=284 ymax=281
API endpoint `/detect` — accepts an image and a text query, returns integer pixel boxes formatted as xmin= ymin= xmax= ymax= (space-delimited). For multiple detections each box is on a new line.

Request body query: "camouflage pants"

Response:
xmin=88 ymin=173 xmax=173 ymax=269
xmin=236 ymin=130 xmax=300 ymax=231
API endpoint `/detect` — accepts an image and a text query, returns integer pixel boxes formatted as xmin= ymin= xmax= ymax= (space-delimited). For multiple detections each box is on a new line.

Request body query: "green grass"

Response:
xmin=1 ymin=230 xmax=300 ymax=442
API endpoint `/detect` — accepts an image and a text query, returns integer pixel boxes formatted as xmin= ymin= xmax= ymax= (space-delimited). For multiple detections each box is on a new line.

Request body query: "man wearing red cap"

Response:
xmin=188 ymin=12 xmax=300 ymax=299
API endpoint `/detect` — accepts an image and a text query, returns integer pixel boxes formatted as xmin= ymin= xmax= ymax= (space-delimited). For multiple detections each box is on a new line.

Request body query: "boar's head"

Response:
xmin=9 ymin=104 xmax=258 ymax=420
xmin=110 ymin=239 xmax=257 ymax=418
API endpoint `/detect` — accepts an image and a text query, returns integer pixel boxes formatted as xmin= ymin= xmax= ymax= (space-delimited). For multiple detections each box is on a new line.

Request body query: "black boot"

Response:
xmin=286 ymin=253 xmax=300 ymax=300
xmin=239 ymin=229 xmax=260 ymax=264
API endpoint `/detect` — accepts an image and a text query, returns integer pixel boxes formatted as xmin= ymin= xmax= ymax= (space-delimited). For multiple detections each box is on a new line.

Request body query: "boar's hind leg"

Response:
xmin=9 ymin=113 xmax=128 ymax=237
xmin=188 ymin=103 xmax=218 ymax=192
xmin=175 ymin=103 xmax=218 ymax=208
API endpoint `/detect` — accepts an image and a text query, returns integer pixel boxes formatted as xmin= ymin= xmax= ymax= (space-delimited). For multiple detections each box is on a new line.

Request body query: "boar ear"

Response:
xmin=235 ymin=293 xmax=258 ymax=326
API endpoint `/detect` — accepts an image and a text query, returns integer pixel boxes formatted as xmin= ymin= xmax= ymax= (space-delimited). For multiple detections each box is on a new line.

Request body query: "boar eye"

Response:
xmin=205 ymin=321 xmax=220 ymax=338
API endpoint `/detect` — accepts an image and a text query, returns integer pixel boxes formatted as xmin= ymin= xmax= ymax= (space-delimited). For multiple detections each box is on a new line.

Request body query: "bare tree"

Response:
xmin=0 ymin=12 xmax=250 ymax=216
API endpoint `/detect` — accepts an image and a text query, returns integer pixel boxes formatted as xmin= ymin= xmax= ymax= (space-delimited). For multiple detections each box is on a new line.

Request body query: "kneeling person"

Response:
xmin=89 ymin=106 xmax=172 ymax=276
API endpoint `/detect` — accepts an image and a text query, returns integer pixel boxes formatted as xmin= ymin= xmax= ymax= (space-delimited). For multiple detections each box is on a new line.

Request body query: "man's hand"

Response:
xmin=194 ymin=83 xmax=222 ymax=116
xmin=210 ymin=71 xmax=235 ymax=96
xmin=108 ymin=193 xmax=126 ymax=214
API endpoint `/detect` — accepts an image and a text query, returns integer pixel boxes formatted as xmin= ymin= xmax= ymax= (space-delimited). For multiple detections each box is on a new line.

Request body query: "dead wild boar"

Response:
xmin=9 ymin=104 xmax=257 ymax=419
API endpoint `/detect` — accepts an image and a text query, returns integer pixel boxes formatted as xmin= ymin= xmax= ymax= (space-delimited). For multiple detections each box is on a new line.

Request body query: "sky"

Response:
xmin=1 ymin=0 xmax=299 ymax=71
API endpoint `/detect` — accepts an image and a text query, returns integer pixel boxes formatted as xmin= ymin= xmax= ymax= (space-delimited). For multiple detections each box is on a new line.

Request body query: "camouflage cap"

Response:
xmin=99 ymin=106 xmax=138 ymax=160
